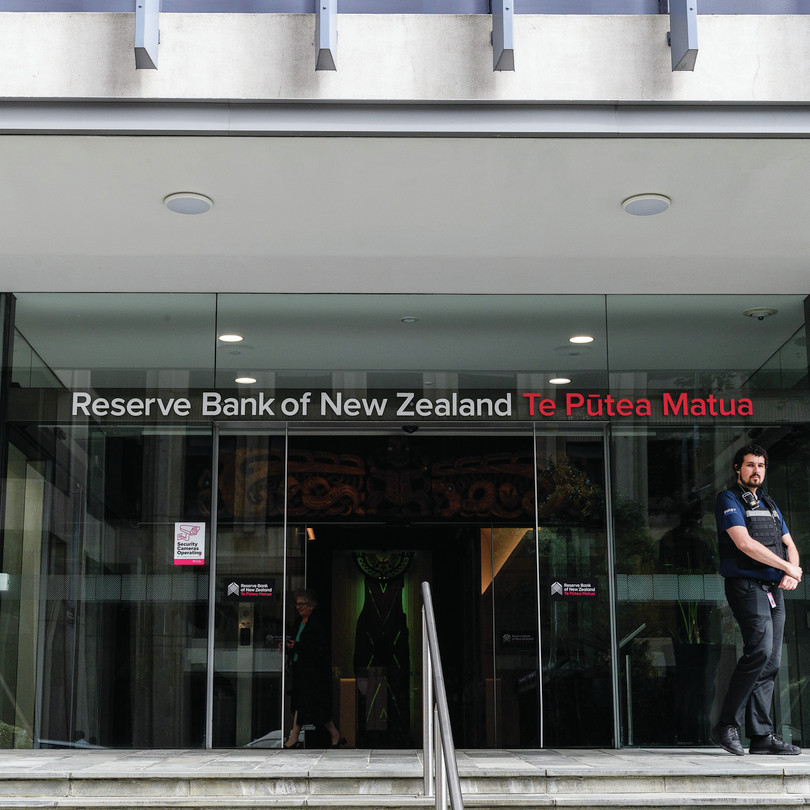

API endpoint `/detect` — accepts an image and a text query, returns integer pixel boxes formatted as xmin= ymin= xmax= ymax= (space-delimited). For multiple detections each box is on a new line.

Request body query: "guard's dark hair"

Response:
xmin=733 ymin=443 xmax=769 ymax=470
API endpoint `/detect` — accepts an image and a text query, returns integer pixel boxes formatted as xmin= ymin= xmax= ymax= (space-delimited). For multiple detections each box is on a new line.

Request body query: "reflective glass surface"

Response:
xmin=213 ymin=293 xmax=609 ymax=392
xmin=606 ymin=295 xmax=807 ymax=393
xmin=535 ymin=430 xmax=612 ymax=746
xmin=10 ymin=293 xmax=807 ymax=414
xmin=613 ymin=425 xmax=810 ymax=747
xmin=12 ymin=293 xmax=217 ymax=390
xmin=212 ymin=433 xmax=288 ymax=747
xmin=3 ymin=292 xmax=810 ymax=751
xmin=1 ymin=424 xmax=211 ymax=748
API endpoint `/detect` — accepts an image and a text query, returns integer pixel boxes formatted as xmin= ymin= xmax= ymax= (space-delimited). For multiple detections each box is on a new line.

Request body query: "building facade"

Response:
xmin=1 ymin=3 xmax=810 ymax=751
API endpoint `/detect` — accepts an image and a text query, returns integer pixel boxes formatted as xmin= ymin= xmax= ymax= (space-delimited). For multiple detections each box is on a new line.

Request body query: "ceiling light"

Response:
xmin=401 ymin=316 xmax=419 ymax=324
xmin=549 ymin=377 xmax=572 ymax=385
xmin=743 ymin=307 xmax=778 ymax=321
xmin=569 ymin=336 xmax=594 ymax=344
xmin=621 ymin=194 xmax=671 ymax=216
xmin=235 ymin=376 xmax=257 ymax=385
xmin=164 ymin=192 xmax=213 ymax=215
xmin=218 ymin=334 xmax=244 ymax=343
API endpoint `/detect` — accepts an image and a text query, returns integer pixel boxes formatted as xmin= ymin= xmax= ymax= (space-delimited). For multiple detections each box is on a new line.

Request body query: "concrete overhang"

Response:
xmin=1 ymin=101 xmax=810 ymax=295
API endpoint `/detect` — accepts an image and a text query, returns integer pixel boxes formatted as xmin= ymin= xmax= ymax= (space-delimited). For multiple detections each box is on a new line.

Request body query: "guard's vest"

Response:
xmin=719 ymin=487 xmax=787 ymax=581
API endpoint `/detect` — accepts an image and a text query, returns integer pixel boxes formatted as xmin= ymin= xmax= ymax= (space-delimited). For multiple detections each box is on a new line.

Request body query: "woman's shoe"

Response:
xmin=330 ymin=737 xmax=347 ymax=748
xmin=283 ymin=735 xmax=302 ymax=749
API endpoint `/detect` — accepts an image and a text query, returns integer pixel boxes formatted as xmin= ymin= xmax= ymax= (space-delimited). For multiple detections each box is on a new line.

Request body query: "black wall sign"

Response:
xmin=222 ymin=577 xmax=275 ymax=601
xmin=549 ymin=579 xmax=597 ymax=600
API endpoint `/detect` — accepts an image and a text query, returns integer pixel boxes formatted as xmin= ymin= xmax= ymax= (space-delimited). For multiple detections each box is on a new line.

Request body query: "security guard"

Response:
xmin=712 ymin=443 xmax=802 ymax=755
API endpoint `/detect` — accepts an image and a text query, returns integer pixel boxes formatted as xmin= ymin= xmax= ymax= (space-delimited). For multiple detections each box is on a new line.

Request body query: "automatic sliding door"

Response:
xmin=480 ymin=526 xmax=541 ymax=747
xmin=477 ymin=428 xmax=612 ymax=748
xmin=206 ymin=425 xmax=615 ymax=749
xmin=535 ymin=428 xmax=613 ymax=747
xmin=210 ymin=430 xmax=291 ymax=748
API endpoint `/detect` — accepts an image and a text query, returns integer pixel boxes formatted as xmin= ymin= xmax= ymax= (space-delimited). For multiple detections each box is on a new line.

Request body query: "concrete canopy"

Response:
xmin=1 ymin=110 xmax=810 ymax=295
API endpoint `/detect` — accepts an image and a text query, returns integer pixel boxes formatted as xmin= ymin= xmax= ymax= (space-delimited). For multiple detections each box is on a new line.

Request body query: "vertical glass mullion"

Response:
xmin=533 ymin=423 xmax=544 ymax=749
xmin=0 ymin=294 xmax=15 ymax=561
xmin=479 ymin=525 xmax=492 ymax=747
xmin=280 ymin=425 xmax=289 ymax=745
xmin=204 ymin=424 xmax=220 ymax=749
xmin=603 ymin=425 xmax=621 ymax=749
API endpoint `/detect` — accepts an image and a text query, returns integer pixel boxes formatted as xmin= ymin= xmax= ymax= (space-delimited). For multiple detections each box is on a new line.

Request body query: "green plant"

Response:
xmin=0 ymin=721 xmax=32 ymax=748
xmin=678 ymin=600 xmax=702 ymax=644
xmin=613 ymin=495 xmax=658 ymax=573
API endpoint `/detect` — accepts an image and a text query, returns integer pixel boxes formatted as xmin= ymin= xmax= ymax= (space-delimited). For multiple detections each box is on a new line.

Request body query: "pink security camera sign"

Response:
xmin=174 ymin=522 xmax=206 ymax=565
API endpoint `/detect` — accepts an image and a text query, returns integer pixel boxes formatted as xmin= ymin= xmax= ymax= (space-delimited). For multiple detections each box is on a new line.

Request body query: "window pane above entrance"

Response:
xmin=10 ymin=294 xmax=808 ymax=429
xmin=214 ymin=293 xmax=609 ymax=392
xmin=12 ymin=293 xmax=217 ymax=390
xmin=607 ymin=294 xmax=807 ymax=392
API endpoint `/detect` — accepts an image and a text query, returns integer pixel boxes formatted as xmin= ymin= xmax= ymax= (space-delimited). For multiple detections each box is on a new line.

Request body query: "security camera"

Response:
xmin=402 ymin=424 xmax=419 ymax=434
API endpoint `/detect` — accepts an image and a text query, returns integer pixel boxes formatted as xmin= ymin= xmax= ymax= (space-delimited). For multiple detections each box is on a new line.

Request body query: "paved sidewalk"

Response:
xmin=0 ymin=747 xmax=809 ymax=778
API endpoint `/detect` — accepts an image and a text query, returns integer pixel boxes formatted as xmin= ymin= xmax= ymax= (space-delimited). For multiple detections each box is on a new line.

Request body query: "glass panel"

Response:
xmin=769 ymin=433 xmax=810 ymax=744
xmin=1 ymin=423 xmax=211 ymax=748
xmin=12 ymin=293 xmax=217 ymax=390
xmin=614 ymin=426 xmax=810 ymax=748
xmin=214 ymin=294 xmax=609 ymax=393
xmin=606 ymin=295 xmax=807 ymax=394
xmin=0 ymin=442 xmax=42 ymax=748
xmin=483 ymin=526 xmax=540 ymax=746
xmin=211 ymin=432 xmax=288 ymax=747
xmin=614 ymin=427 xmax=735 ymax=745
xmin=536 ymin=430 xmax=612 ymax=747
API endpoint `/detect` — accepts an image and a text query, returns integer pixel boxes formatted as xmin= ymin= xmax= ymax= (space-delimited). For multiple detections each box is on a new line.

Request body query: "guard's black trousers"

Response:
xmin=718 ymin=577 xmax=785 ymax=737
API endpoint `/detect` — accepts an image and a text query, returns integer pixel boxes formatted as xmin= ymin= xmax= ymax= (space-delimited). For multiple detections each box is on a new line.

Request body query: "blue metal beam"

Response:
xmin=134 ymin=0 xmax=159 ymax=70
xmin=316 ymin=0 xmax=337 ymax=71
xmin=669 ymin=0 xmax=697 ymax=71
xmin=491 ymin=0 xmax=514 ymax=71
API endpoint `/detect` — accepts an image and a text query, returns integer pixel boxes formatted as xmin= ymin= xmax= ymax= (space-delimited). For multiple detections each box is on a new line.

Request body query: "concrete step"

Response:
xmin=0 ymin=749 xmax=809 ymax=810
xmin=0 ymin=796 xmax=807 ymax=810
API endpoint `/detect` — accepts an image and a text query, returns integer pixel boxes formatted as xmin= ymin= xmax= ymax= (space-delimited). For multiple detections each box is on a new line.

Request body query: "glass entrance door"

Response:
xmin=207 ymin=424 xmax=614 ymax=749
xmin=534 ymin=429 xmax=614 ymax=747
xmin=209 ymin=430 xmax=293 ymax=748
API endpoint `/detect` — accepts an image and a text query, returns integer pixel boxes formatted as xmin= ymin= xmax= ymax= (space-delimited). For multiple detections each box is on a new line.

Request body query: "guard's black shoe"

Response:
xmin=749 ymin=733 xmax=801 ymax=755
xmin=711 ymin=723 xmax=744 ymax=756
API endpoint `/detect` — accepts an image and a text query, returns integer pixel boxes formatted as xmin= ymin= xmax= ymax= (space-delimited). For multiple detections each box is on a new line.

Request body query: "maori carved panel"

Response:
xmin=206 ymin=438 xmax=602 ymax=524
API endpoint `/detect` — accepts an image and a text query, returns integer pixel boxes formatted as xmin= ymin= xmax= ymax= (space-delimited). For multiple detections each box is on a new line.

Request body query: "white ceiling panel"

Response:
xmin=1 ymin=134 xmax=810 ymax=294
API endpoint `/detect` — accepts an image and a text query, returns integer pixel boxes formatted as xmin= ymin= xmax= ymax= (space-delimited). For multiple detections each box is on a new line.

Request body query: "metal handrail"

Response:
xmin=421 ymin=581 xmax=464 ymax=810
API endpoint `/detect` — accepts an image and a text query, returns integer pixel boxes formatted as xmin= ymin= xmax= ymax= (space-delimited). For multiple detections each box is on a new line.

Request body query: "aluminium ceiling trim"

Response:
xmin=3 ymin=101 xmax=810 ymax=137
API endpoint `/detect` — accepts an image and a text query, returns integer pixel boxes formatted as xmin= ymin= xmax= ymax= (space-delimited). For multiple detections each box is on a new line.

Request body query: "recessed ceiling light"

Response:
xmin=549 ymin=377 xmax=572 ymax=385
xmin=743 ymin=307 xmax=778 ymax=321
xmin=622 ymin=194 xmax=671 ymax=216
xmin=218 ymin=334 xmax=244 ymax=343
xmin=569 ymin=335 xmax=594 ymax=344
xmin=235 ymin=376 xmax=257 ymax=385
xmin=401 ymin=316 xmax=419 ymax=324
xmin=164 ymin=192 xmax=213 ymax=215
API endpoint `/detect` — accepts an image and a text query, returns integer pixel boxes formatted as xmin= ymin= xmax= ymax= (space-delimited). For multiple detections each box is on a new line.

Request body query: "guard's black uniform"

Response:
xmin=714 ymin=486 xmax=789 ymax=736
